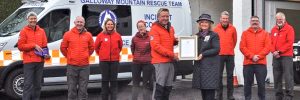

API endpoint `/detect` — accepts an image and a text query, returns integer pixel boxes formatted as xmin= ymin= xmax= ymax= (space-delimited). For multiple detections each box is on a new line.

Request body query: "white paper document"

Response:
xmin=180 ymin=39 xmax=196 ymax=58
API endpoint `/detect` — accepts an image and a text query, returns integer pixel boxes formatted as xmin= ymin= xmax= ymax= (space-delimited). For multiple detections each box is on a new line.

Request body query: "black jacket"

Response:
xmin=192 ymin=31 xmax=220 ymax=89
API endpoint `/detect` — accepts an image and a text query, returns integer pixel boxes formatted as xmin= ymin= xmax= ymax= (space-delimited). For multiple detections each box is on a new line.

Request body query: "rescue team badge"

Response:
xmin=150 ymin=35 xmax=154 ymax=40
xmin=99 ymin=9 xmax=117 ymax=28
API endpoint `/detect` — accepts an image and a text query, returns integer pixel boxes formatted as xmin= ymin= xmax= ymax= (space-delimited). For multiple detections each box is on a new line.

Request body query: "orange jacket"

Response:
xmin=60 ymin=27 xmax=94 ymax=66
xmin=240 ymin=27 xmax=271 ymax=65
xmin=94 ymin=31 xmax=123 ymax=61
xmin=18 ymin=25 xmax=47 ymax=64
xmin=214 ymin=23 xmax=237 ymax=55
xmin=149 ymin=22 xmax=176 ymax=64
xmin=270 ymin=23 xmax=295 ymax=57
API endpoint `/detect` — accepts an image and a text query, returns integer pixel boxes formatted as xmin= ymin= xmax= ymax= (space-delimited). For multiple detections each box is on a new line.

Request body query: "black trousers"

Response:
xmin=131 ymin=63 xmax=154 ymax=100
xmin=201 ymin=89 xmax=215 ymax=100
xmin=217 ymin=55 xmax=235 ymax=99
xmin=100 ymin=61 xmax=119 ymax=100
xmin=23 ymin=62 xmax=44 ymax=100
xmin=243 ymin=64 xmax=267 ymax=100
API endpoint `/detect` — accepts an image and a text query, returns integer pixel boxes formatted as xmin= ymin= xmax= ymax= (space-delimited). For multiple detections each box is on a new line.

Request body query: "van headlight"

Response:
xmin=294 ymin=48 xmax=298 ymax=55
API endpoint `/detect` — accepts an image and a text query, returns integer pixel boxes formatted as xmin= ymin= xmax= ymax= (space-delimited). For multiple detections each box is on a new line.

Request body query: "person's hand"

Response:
xmin=275 ymin=55 xmax=280 ymax=58
xmin=196 ymin=54 xmax=202 ymax=60
xmin=35 ymin=45 xmax=42 ymax=52
xmin=174 ymin=53 xmax=179 ymax=61
xmin=44 ymin=55 xmax=51 ymax=59
xmin=252 ymin=55 xmax=260 ymax=62
xmin=273 ymin=51 xmax=280 ymax=58
xmin=272 ymin=51 xmax=279 ymax=56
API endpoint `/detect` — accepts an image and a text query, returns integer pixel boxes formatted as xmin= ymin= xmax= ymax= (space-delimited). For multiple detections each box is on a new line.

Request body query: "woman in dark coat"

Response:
xmin=192 ymin=14 xmax=220 ymax=100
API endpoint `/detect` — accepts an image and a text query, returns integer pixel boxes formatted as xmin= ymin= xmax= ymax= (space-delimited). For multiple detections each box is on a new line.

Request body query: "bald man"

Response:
xmin=60 ymin=16 xmax=94 ymax=100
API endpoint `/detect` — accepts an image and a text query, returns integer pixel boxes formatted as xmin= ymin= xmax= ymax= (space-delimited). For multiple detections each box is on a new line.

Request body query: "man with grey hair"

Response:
xmin=149 ymin=8 xmax=178 ymax=100
xmin=270 ymin=12 xmax=295 ymax=100
xmin=18 ymin=11 xmax=48 ymax=100
xmin=214 ymin=11 xmax=237 ymax=100
xmin=60 ymin=16 xmax=94 ymax=100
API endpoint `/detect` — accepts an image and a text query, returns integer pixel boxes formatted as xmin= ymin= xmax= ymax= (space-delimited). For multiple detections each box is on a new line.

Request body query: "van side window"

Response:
xmin=82 ymin=5 xmax=132 ymax=36
xmin=38 ymin=9 xmax=70 ymax=43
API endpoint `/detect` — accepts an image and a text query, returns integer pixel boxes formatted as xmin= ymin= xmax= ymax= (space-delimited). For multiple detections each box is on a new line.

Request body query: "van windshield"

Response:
xmin=0 ymin=7 xmax=44 ymax=37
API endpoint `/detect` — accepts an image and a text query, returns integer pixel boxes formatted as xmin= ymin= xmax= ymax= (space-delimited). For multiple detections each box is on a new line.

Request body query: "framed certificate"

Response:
xmin=178 ymin=36 xmax=198 ymax=60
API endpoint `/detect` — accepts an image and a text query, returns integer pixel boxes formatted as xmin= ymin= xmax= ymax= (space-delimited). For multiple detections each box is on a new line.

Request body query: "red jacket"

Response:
xmin=149 ymin=22 xmax=176 ymax=64
xmin=131 ymin=31 xmax=151 ymax=64
xmin=240 ymin=27 xmax=271 ymax=65
xmin=60 ymin=27 xmax=94 ymax=66
xmin=270 ymin=23 xmax=295 ymax=57
xmin=214 ymin=23 xmax=237 ymax=55
xmin=95 ymin=31 xmax=123 ymax=61
xmin=18 ymin=25 xmax=47 ymax=64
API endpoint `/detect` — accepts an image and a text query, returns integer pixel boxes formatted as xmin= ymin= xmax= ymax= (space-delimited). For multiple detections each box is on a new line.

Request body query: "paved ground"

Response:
xmin=1 ymin=77 xmax=300 ymax=100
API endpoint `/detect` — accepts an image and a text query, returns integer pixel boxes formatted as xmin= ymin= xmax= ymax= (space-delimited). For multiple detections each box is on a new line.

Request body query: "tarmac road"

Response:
xmin=1 ymin=78 xmax=300 ymax=100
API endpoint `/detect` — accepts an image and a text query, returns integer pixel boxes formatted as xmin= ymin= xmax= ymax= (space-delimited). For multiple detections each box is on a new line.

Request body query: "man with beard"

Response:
xmin=270 ymin=12 xmax=295 ymax=100
xmin=240 ymin=16 xmax=271 ymax=100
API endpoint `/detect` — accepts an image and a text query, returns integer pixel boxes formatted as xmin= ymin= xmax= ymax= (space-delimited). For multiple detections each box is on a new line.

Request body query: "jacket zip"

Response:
xmin=110 ymin=34 xmax=111 ymax=61
xmin=274 ymin=30 xmax=279 ymax=51
xmin=33 ymin=27 xmax=37 ymax=60
xmin=254 ymin=31 xmax=257 ymax=64
xmin=255 ymin=32 xmax=257 ymax=52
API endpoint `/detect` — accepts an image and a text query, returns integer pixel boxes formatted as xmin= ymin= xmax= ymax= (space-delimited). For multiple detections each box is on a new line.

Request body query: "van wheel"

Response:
xmin=294 ymin=62 xmax=300 ymax=84
xmin=5 ymin=68 xmax=23 ymax=99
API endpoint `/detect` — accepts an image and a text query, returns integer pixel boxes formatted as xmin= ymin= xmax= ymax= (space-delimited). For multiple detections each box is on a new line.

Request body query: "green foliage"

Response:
xmin=0 ymin=0 xmax=22 ymax=22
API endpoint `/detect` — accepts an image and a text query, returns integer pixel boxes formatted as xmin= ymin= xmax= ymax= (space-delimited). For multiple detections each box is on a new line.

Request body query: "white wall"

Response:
xmin=189 ymin=0 xmax=232 ymax=34
xmin=232 ymin=0 xmax=253 ymax=85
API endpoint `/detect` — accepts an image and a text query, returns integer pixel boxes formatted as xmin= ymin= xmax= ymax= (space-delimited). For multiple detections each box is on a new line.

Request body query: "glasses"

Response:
xmin=251 ymin=20 xmax=259 ymax=22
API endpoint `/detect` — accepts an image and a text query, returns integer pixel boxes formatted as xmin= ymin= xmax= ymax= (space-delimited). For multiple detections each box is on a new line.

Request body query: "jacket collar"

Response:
xmin=216 ymin=23 xmax=233 ymax=29
xmin=135 ymin=31 xmax=149 ymax=38
xmin=276 ymin=22 xmax=290 ymax=31
xmin=246 ymin=27 xmax=263 ymax=33
xmin=71 ymin=27 xmax=87 ymax=34
xmin=152 ymin=21 xmax=171 ymax=32
xmin=24 ymin=25 xmax=41 ymax=31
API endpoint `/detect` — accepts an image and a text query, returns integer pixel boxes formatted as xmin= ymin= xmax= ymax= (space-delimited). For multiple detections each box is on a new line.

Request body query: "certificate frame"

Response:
xmin=178 ymin=36 xmax=198 ymax=60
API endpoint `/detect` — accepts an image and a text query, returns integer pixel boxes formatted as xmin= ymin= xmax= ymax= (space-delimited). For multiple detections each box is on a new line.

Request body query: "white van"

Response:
xmin=0 ymin=0 xmax=193 ymax=99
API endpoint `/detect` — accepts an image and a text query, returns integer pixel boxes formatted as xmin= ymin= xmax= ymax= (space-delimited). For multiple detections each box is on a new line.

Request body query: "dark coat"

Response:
xmin=192 ymin=31 xmax=220 ymax=89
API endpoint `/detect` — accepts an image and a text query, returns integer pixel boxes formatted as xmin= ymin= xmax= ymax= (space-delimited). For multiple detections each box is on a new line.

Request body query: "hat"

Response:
xmin=196 ymin=14 xmax=214 ymax=24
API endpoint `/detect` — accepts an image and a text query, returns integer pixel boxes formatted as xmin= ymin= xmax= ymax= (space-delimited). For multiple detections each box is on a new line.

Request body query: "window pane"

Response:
xmin=39 ymin=9 xmax=70 ymax=43
xmin=82 ymin=4 xmax=132 ymax=36
xmin=0 ymin=7 xmax=44 ymax=37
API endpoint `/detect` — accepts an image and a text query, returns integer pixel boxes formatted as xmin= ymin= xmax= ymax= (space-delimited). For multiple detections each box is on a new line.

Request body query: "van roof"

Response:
xmin=20 ymin=0 xmax=184 ymax=8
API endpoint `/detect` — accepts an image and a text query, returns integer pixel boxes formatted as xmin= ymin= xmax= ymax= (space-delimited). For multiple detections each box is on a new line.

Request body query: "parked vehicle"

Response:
xmin=0 ymin=0 xmax=194 ymax=99
xmin=293 ymin=41 xmax=300 ymax=84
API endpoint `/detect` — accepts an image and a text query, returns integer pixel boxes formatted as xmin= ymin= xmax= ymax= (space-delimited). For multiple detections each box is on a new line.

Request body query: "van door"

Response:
xmin=37 ymin=8 xmax=71 ymax=82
